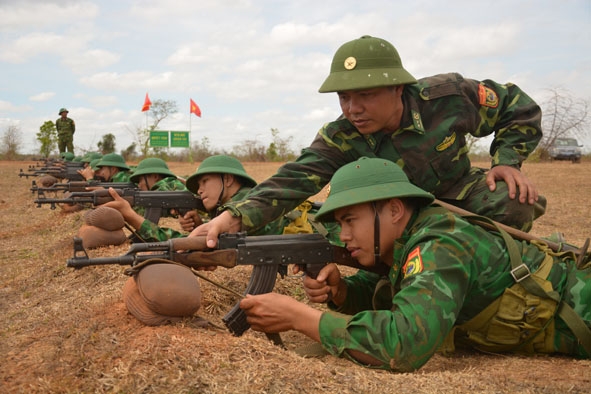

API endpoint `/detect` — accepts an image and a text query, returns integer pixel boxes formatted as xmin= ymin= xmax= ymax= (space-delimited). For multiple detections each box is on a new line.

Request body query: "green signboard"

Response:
xmin=170 ymin=131 xmax=189 ymax=148
xmin=150 ymin=131 xmax=169 ymax=147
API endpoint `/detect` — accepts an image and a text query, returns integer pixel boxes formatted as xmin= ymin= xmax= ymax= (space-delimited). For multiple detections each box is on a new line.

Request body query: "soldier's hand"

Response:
xmin=179 ymin=210 xmax=203 ymax=232
xmin=189 ymin=210 xmax=242 ymax=249
xmin=486 ymin=165 xmax=539 ymax=205
xmin=299 ymin=263 xmax=345 ymax=304
xmin=77 ymin=166 xmax=94 ymax=181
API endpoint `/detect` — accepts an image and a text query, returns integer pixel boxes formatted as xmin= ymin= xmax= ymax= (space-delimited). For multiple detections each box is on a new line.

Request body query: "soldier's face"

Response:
xmin=196 ymin=174 xmax=224 ymax=211
xmin=95 ymin=166 xmax=114 ymax=182
xmin=337 ymin=86 xmax=404 ymax=134
xmin=334 ymin=201 xmax=399 ymax=267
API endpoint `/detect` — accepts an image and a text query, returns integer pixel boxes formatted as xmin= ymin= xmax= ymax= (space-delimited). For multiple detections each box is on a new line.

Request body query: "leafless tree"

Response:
xmin=2 ymin=124 xmax=22 ymax=160
xmin=538 ymin=88 xmax=589 ymax=152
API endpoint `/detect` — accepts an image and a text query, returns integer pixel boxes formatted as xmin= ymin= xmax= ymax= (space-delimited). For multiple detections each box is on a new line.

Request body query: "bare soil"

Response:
xmin=1 ymin=159 xmax=590 ymax=394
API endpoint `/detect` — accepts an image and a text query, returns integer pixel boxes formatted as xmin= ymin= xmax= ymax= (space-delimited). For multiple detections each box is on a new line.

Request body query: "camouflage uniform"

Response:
xmin=150 ymin=176 xmax=187 ymax=192
xmin=110 ymin=171 xmax=131 ymax=183
xmin=318 ymin=207 xmax=591 ymax=372
xmin=224 ymin=75 xmax=544 ymax=232
xmin=55 ymin=115 xmax=75 ymax=153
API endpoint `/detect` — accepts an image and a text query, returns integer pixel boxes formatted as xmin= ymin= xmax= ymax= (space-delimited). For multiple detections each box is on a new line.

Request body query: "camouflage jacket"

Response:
xmin=224 ymin=73 xmax=542 ymax=232
xmin=150 ymin=176 xmax=187 ymax=192
xmin=55 ymin=117 xmax=75 ymax=135
xmin=318 ymin=206 xmax=590 ymax=372
xmin=111 ymin=171 xmax=131 ymax=183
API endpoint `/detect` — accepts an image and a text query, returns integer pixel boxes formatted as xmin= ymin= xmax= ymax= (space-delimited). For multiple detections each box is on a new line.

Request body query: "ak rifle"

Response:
xmin=34 ymin=188 xmax=205 ymax=224
xmin=66 ymin=232 xmax=388 ymax=336
xmin=31 ymin=180 xmax=137 ymax=197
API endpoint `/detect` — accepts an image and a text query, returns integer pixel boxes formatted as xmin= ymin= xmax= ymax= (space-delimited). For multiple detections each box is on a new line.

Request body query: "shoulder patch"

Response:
xmin=402 ymin=246 xmax=423 ymax=278
xmin=478 ymin=85 xmax=499 ymax=108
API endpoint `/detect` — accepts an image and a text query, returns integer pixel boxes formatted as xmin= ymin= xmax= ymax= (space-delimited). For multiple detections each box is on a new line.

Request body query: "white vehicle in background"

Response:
xmin=549 ymin=137 xmax=583 ymax=163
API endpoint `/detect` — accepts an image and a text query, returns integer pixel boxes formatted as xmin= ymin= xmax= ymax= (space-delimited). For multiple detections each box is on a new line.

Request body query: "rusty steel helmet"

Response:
xmin=318 ymin=35 xmax=417 ymax=93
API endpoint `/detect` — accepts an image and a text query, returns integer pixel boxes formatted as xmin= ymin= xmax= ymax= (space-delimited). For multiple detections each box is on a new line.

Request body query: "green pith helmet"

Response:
xmin=89 ymin=158 xmax=102 ymax=171
xmin=73 ymin=155 xmax=84 ymax=162
xmin=318 ymin=35 xmax=417 ymax=93
xmin=95 ymin=153 xmax=130 ymax=170
xmin=130 ymin=158 xmax=176 ymax=183
xmin=315 ymin=157 xmax=434 ymax=221
xmin=185 ymin=155 xmax=256 ymax=193
xmin=59 ymin=108 xmax=69 ymax=115
xmin=61 ymin=151 xmax=75 ymax=161
xmin=81 ymin=151 xmax=103 ymax=163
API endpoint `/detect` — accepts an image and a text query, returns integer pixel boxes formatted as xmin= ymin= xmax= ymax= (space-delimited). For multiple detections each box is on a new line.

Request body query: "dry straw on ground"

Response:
xmin=1 ymin=160 xmax=590 ymax=393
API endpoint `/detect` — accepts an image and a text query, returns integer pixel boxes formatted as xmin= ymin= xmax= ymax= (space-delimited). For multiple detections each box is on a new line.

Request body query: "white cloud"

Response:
xmin=64 ymin=49 xmax=121 ymax=73
xmin=0 ymin=1 xmax=99 ymax=31
xmin=29 ymin=92 xmax=55 ymax=102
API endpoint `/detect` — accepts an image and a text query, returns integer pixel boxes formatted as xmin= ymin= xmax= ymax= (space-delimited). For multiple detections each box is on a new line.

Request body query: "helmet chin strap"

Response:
xmin=372 ymin=201 xmax=381 ymax=266
xmin=212 ymin=174 xmax=226 ymax=218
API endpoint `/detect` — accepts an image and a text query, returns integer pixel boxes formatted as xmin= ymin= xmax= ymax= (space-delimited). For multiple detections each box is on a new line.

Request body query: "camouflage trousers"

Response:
xmin=440 ymin=173 xmax=547 ymax=232
xmin=58 ymin=132 xmax=74 ymax=154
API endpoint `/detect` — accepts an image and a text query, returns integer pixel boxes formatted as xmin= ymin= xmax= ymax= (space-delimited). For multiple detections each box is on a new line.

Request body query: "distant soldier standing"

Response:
xmin=56 ymin=108 xmax=75 ymax=154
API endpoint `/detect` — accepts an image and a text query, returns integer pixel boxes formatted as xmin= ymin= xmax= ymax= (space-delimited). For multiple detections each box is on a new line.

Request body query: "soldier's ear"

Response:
xmin=388 ymin=198 xmax=406 ymax=224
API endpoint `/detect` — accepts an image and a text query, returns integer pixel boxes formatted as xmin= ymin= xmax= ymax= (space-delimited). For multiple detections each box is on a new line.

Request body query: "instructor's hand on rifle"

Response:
xmin=486 ymin=165 xmax=539 ymax=205
xmin=188 ymin=210 xmax=242 ymax=248
xmin=297 ymin=263 xmax=347 ymax=306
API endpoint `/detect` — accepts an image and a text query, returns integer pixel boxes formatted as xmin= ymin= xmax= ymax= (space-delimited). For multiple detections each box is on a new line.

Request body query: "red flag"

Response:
xmin=190 ymin=98 xmax=201 ymax=117
xmin=141 ymin=93 xmax=152 ymax=112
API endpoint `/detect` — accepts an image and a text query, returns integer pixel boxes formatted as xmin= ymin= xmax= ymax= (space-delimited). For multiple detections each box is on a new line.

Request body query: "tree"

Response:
xmin=536 ymin=88 xmax=589 ymax=158
xmin=233 ymin=138 xmax=267 ymax=161
xmin=130 ymin=99 xmax=178 ymax=156
xmin=37 ymin=121 xmax=58 ymax=158
xmin=121 ymin=143 xmax=137 ymax=162
xmin=1 ymin=124 xmax=22 ymax=160
xmin=266 ymin=128 xmax=296 ymax=161
xmin=97 ymin=133 xmax=116 ymax=154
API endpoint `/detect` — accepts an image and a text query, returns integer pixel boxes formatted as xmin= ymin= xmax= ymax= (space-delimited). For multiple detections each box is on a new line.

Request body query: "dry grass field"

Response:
xmin=1 ymin=159 xmax=590 ymax=394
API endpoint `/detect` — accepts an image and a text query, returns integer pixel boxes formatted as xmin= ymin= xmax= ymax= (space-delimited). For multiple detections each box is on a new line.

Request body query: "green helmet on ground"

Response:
xmin=130 ymin=158 xmax=176 ymax=183
xmin=318 ymin=35 xmax=417 ymax=93
xmin=315 ymin=157 xmax=434 ymax=222
xmin=185 ymin=155 xmax=256 ymax=193
xmin=95 ymin=153 xmax=130 ymax=170
xmin=59 ymin=108 xmax=69 ymax=115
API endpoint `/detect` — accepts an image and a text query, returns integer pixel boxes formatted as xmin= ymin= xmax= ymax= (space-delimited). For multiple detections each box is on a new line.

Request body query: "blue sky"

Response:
xmin=1 ymin=0 xmax=590 ymax=155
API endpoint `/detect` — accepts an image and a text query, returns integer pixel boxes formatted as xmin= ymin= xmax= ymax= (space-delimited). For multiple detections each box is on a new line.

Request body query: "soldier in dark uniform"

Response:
xmin=55 ymin=108 xmax=75 ymax=154
xmin=191 ymin=35 xmax=547 ymax=250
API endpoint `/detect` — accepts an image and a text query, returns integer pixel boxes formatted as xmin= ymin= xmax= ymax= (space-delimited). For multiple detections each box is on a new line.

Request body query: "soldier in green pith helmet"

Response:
xmin=78 ymin=152 xmax=131 ymax=182
xmin=129 ymin=158 xmax=186 ymax=192
xmin=191 ymin=35 xmax=547 ymax=251
xmin=56 ymin=108 xmax=75 ymax=154
xmin=240 ymin=157 xmax=591 ymax=372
